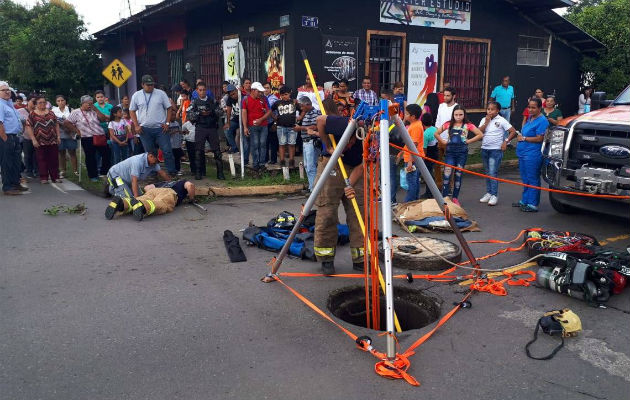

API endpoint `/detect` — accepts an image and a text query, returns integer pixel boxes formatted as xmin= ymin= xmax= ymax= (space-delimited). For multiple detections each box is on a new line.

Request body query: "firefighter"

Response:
xmin=312 ymin=98 xmax=364 ymax=275
xmin=106 ymin=180 xmax=195 ymax=221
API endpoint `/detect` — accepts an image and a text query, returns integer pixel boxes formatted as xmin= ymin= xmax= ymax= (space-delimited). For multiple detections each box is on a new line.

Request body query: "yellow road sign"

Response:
xmin=102 ymin=59 xmax=132 ymax=87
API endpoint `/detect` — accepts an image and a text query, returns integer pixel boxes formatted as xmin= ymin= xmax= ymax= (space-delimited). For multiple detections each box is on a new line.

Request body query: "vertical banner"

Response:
xmin=223 ymin=37 xmax=243 ymax=86
xmin=262 ymin=32 xmax=285 ymax=93
xmin=407 ymin=43 xmax=439 ymax=107
xmin=322 ymin=35 xmax=359 ymax=90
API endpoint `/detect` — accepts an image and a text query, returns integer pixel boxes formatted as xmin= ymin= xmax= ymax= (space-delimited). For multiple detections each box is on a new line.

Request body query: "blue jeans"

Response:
xmin=224 ymin=119 xmax=239 ymax=152
xmin=302 ymin=140 xmax=318 ymax=190
xmin=404 ymin=168 xmax=420 ymax=202
xmin=499 ymin=109 xmax=511 ymax=138
xmin=481 ymin=149 xmax=503 ymax=196
xmin=442 ymin=151 xmax=468 ymax=199
xmin=389 ymin=156 xmax=399 ymax=203
xmin=139 ymin=126 xmax=176 ymax=174
xmin=518 ymin=151 xmax=543 ymax=208
xmin=248 ymin=125 xmax=268 ymax=169
xmin=111 ymin=141 xmax=130 ymax=164
xmin=0 ymin=135 xmax=21 ymax=191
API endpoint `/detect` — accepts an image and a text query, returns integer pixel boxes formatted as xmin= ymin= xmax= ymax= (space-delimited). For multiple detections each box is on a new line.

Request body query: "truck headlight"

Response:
xmin=548 ymin=128 xmax=566 ymax=159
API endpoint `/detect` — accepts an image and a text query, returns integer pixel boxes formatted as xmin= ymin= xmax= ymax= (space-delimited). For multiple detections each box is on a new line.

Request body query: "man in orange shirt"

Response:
xmin=403 ymin=103 xmax=424 ymax=202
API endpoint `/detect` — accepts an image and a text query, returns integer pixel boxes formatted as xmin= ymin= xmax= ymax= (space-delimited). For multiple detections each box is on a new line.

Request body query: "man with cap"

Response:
xmin=241 ymin=81 xmax=271 ymax=171
xmin=106 ymin=179 xmax=195 ymax=221
xmin=187 ymin=81 xmax=224 ymax=180
xmin=223 ymin=84 xmax=240 ymax=154
xmin=104 ymin=151 xmax=171 ymax=220
xmin=129 ymin=75 xmax=176 ymax=175
xmin=64 ymin=95 xmax=111 ymax=181
xmin=0 ymin=81 xmax=27 ymax=195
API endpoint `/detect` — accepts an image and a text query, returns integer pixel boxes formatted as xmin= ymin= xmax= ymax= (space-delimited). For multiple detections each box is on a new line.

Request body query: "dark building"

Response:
xmin=96 ymin=0 xmax=602 ymax=124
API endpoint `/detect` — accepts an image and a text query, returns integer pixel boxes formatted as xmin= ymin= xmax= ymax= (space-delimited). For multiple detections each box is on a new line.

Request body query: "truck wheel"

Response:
xmin=549 ymin=192 xmax=576 ymax=214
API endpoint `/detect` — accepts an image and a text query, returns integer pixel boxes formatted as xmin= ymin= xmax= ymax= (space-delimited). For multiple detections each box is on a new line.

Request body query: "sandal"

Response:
xmin=40 ymin=180 xmax=49 ymax=184
xmin=53 ymin=179 xmax=63 ymax=183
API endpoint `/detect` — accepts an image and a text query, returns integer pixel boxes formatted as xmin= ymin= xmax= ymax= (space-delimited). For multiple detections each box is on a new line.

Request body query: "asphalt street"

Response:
xmin=1 ymin=167 xmax=629 ymax=400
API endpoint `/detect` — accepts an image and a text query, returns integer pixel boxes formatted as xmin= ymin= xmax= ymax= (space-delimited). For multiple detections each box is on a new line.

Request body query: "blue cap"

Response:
xmin=226 ymin=84 xmax=237 ymax=92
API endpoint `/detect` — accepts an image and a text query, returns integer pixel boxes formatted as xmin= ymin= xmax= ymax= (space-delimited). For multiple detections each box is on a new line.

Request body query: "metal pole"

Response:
xmin=78 ymin=138 xmax=82 ymax=183
xmin=262 ymin=118 xmax=358 ymax=281
xmin=236 ymin=41 xmax=245 ymax=178
xmin=117 ymin=87 xmax=121 ymax=106
xmin=390 ymin=115 xmax=481 ymax=272
xmin=379 ymin=100 xmax=396 ymax=359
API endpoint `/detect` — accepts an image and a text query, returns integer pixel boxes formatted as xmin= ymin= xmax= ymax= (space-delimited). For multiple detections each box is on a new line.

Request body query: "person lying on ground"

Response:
xmin=104 ymin=151 xmax=171 ymax=220
xmin=105 ymin=180 xmax=195 ymax=221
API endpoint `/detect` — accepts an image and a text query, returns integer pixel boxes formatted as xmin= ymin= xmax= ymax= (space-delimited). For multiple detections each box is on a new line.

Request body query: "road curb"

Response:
xmin=197 ymin=183 xmax=305 ymax=197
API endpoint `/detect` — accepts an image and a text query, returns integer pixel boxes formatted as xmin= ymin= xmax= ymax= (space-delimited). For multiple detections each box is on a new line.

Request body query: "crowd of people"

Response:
xmin=1 ymin=73 xmax=574 ymax=216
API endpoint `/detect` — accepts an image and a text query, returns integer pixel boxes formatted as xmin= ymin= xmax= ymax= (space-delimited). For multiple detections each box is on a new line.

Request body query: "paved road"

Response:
xmin=1 ymin=168 xmax=628 ymax=400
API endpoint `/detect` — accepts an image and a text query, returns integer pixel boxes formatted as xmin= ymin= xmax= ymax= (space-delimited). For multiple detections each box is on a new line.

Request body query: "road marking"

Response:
xmin=50 ymin=182 xmax=67 ymax=194
xmin=499 ymin=307 xmax=630 ymax=382
xmin=600 ymin=234 xmax=630 ymax=246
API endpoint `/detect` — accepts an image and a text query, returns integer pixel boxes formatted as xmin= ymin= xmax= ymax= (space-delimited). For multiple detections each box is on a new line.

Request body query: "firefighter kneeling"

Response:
xmin=311 ymin=98 xmax=364 ymax=275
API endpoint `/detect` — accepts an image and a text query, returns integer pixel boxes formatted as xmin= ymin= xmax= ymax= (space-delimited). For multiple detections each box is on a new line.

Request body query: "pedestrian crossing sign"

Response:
xmin=102 ymin=59 xmax=132 ymax=87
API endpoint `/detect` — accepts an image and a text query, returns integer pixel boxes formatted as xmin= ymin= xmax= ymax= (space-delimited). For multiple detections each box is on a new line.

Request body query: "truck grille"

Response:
xmin=568 ymin=122 xmax=630 ymax=170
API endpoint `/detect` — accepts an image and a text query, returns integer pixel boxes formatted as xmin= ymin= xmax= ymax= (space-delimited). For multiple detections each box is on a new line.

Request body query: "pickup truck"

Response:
xmin=541 ymin=85 xmax=630 ymax=218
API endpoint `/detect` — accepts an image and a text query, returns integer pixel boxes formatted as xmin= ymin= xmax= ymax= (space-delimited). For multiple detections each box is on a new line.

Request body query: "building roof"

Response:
xmin=506 ymin=0 xmax=605 ymax=55
xmin=96 ymin=0 xmax=605 ymax=55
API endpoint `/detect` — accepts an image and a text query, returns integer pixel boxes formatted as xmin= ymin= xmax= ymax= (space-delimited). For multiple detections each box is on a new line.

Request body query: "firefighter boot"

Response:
xmin=105 ymin=196 xmax=124 ymax=220
xmin=322 ymin=261 xmax=335 ymax=275
xmin=215 ymin=151 xmax=225 ymax=180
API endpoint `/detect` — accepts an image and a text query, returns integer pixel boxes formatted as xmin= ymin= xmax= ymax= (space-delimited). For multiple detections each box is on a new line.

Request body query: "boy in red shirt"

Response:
xmin=241 ymin=82 xmax=271 ymax=171
xmin=403 ymin=103 xmax=424 ymax=202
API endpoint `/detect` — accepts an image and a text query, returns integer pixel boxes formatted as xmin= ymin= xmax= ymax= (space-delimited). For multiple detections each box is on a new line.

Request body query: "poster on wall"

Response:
xmin=407 ymin=43 xmax=439 ymax=108
xmin=262 ymin=32 xmax=285 ymax=93
xmin=322 ymin=35 xmax=358 ymax=90
xmin=380 ymin=0 xmax=471 ymax=31
xmin=222 ymin=37 xmax=244 ymax=86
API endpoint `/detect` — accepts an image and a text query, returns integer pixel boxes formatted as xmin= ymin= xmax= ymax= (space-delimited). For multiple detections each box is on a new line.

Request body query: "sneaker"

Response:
xmin=479 ymin=193 xmax=492 ymax=203
xmin=176 ymin=171 xmax=184 ymax=176
xmin=104 ymin=196 xmax=123 ymax=220
xmin=511 ymin=201 xmax=524 ymax=208
xmin=488 ymin=195 xmax=498 ymax=206
xmin=59 ymin=171 xmax=65 ymax=179
xmin=321 ymin=261 xmax=335 ymax=275
xmin=520 ymin=204 xmax=538 ymax=213
xmin=451 ymin=198 xmax=461 ymax=206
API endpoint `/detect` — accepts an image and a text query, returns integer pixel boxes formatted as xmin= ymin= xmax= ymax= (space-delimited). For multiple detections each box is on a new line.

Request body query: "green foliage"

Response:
xmin=566 ymin=0 xmax=630 ymax=96
xmin=44 ymin=203 xmax=87 ymax=216
xmin=1 ymin=0 xmax=101 ymax=105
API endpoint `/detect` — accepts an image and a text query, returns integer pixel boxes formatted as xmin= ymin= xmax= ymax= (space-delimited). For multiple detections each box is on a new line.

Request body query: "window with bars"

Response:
xmin=517 ymin=35 xmax=551 ymax=67
xmin=199 ymin=43 xmax=223 ymax=99
xmin=168 ymin=50 xmax=183 ymax=89
xmin=137 ymin=54 xmax=157 ymax=87
xmin=441 ymin=36 xmax=491 ymax=111
xmin=242 ymin=37 xmax=262 ymax=83
xmin=366 ymin=32 xmax=405 ymax=92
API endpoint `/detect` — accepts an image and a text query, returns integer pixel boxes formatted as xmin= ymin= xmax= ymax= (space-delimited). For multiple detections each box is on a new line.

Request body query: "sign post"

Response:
xmin=102 ymin=58 xmax=132 ymax=104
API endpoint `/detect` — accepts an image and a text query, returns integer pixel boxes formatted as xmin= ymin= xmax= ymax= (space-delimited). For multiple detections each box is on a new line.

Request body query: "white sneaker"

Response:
xmin=488 ymin=195 xmax=498 ymax=206
xmin=479 ymin=193 xmax=492 ymax=203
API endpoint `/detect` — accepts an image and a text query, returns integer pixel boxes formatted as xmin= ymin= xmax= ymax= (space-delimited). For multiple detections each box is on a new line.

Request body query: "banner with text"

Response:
xmin=380 ymin=0 xmax=471 ymax=31
xmin=322 ymin=35 xmax=359 ymax=90
xmin=262 ymin=32 xmax=286 ymax=93
xmin=407 ymin=43 xmax=439 ymax=107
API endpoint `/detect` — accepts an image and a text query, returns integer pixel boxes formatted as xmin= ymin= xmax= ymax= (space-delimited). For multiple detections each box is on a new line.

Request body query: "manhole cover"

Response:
xmin=379 ymin=236 xmax=461 ymax=271
xmin=327 ymin=285 xmax=440 ymax=331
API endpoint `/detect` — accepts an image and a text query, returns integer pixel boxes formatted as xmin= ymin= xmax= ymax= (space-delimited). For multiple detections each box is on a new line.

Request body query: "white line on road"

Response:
xmin=50 ymin=183 xmax=67 ymax=194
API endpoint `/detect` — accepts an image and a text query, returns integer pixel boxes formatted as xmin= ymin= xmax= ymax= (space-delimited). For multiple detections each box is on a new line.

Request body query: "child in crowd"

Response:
xmin=434 ymin=105 xmax=484 ymax=206
xmin=168 ymin=112 xmax=184 ymax=176
xmin=403 ymin=104 xmax=424 ymax=202
xmin=420 ymin=112 xmax=438 ymax=198
xmin=182 ymin=119 xmax=197 ymax=176
xmin=176 ymin=90 xmax=191 ymax=123
xmin=108 ymin=106 xmax=131 ymax=164
xmin=295 ymin=96 xmax=321 ymax=191
xmin=380 ymin=87 xmax=393 ymax=102
xmin=272 ymin=86 xmax=297 ymax=167
xmin=393 ymin=81 xmax=407 ymax=118
xmin=122 ymin=108 xmax=136 ymax=154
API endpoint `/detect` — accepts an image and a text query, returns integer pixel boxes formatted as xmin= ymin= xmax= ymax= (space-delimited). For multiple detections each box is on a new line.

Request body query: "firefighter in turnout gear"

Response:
xmin=312 ymin=98 xmax=365 ymax=275
xmin=187 ymin=81 xmax=224 ymax=180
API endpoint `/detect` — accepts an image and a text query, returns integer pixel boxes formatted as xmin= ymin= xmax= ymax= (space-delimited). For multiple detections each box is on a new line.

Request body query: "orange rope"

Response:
xmin=389 ymin=143 xmax=630 ymax=199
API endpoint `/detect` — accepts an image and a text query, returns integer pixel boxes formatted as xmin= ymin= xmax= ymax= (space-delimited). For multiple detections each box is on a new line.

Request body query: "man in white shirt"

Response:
xmin=478 ymin=101 xmax=517 ymax=206
xmin=435 ymin=86 xmax=457 ymax=128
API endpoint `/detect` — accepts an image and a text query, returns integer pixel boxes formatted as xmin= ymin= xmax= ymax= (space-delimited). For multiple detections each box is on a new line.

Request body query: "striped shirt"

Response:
xmin=299 ymin=109 xmax=321 ymax=139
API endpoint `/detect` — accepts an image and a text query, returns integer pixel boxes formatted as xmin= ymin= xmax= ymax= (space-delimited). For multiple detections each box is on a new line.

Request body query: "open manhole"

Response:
xmin=327 ymin=285 xmax=440 ymax=331
xmin=379 ymin=236 xmax=461 ymax=271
